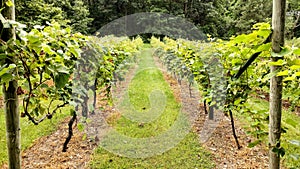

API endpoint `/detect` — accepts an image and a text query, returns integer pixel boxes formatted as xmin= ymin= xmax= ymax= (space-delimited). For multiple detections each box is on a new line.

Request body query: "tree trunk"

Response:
xmin=269 ymin=0 xmax=286 ymax=169
xmin=1 ymin=0 xmax=21 ymax=169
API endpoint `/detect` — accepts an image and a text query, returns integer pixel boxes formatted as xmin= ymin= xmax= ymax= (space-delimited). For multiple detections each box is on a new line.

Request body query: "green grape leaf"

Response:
xmin=269 ymin=59 xmax=285 ymax=66
xmin=5 ymin=0 xmax=14 ymax=7
xmin=42 ymin=44 xmax=56 ymax=55
xmin=283 ymin=76 xmax=295 ymax=81
xmin=272 ymin=147 xmax=285 ymax=157
xmin=54 ymin=73 xmax=70 ymax=88
xmin=271 ymin=47 xmax=291 ymax=57
xmin=293 ymin=48 xmax=300 ymax=55
xmin=248 ymin=140 xmax=261 ymax=148
xmin=277 ymin=70 xmax=289 ymax=76
xmin=77 ymin=123 xmax=85 ymax=132
xmin=290 ymin=65 xmax=300 ymax=70
xmin=285 ymin=118 xmax=298 ymax=128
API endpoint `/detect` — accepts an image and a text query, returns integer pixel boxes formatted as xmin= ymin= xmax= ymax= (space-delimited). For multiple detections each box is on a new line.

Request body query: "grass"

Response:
xmin=89 ymin=48 xmax=215 ymax=169
xmin=234 ymin=97 xmax=300 ymax=169
xmin=91 ymin=133 xmax=213 ymax=169
xmin=0 ymin=103 xmax=70 ymax=165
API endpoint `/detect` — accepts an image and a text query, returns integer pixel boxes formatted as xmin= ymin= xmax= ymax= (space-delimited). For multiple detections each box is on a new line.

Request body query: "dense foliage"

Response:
xmin=16 ymin=0 xmax=92 ymax=33
xmin=0 ymin=18 xmax=143 ymax=128
xmin=74 ymin=35 xmax=143 ymax=117
xmin=14 ymin=0 xmax=300 ymax=38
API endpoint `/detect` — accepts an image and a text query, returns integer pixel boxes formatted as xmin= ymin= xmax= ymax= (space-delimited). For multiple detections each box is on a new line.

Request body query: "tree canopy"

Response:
xmin=13 ymin=0 xmax=300 ymax=38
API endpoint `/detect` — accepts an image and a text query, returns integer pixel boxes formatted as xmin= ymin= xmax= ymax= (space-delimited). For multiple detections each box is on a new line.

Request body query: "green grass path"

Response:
xmin=90 ymin=48 xmax=215 ymax=169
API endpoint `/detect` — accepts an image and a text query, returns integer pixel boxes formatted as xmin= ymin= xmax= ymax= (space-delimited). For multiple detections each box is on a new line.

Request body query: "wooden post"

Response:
xmin=1 ymin=0 xmax=21 ymax=169
xmin=269 ymin=0 xmax=286 ymax=168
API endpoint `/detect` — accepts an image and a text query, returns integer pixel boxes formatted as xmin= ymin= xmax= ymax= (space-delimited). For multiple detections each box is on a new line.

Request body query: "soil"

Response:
xmin=21 ymin=118 xmax=97 ymax=169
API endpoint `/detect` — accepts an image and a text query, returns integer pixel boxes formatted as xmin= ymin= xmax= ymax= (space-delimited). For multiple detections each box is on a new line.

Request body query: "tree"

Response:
xmin=286 ymin=0 xmax=300 ymax=38
xmin=85 ymin=0 xmax=227 ymax=36
xmin=269 ymin=0 xmax=286 ymax=168
xmin=45 ymin=0 xmax=93 ymax=34
xmin=0 ymin=0 xmax=21 ymax=169
xmin=15 ymin=0 xmax=67 ymax=31
xmin=16 ymin=0 xmax=92 ymax=34
xmin=227 ymin=0 xmax=272 ymax=35
xmin=87 ymin=0 xmax=143 ymax=33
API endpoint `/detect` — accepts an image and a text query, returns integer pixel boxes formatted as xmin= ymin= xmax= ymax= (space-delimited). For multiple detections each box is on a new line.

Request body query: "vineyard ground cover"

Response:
xmin=234 ymin=97 xmax=300 ymax=168
xmin=89 ymin=48 xmax=215 ymax=169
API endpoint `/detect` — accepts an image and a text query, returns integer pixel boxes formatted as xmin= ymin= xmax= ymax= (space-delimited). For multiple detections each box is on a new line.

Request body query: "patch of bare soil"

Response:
xmin=200 ymin=119 xmax=269 ymax=169
xmin=154 ymin=54 xmax=270 ymax=169
xmin=20 ymin=118 xmax=97 ymax=169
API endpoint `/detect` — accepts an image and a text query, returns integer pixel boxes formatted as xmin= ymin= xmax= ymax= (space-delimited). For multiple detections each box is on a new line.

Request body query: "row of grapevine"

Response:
xmin=0 ymin=21 xmax=144 ymax=151
xmin=150 ymin=23 xmax=300 ymax=167
xmin=74 ymin=35 xmax=143 ymax=118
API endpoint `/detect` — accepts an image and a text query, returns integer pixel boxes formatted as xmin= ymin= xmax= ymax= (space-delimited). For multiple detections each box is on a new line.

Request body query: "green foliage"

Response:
xmin=237 ymin=98 xmax=300 ymax=169
xmin=225 ymin=0 xmax=272 ymax=35
xmin=0 ymin=14 xmax=144 ymax=122
xmin=16 ymin=0 xmax=67 ymax=30
xmin=0 ymin=21 xmax=87 ymax=123
xmin=186 ymin=0 xmax=228 ymax=37
xmin=73 ymin=35 xmax=143 ymax=117
xmin=14 ymin=0 xmax=291 ymax=38
xmin=150 ymin=22 xmax=300 ymax=168
xmin=0 ymin=15 xmax=146 ymax=168
xmin=286 ymin=0 xmax=300 ymax=38
xmin=45 ymin=0 xmax=93 ymax=34
xmin=86 ymin=0 xmax=227 ymax=37
xmin=16 ymin=0 xmax=93 ymax=34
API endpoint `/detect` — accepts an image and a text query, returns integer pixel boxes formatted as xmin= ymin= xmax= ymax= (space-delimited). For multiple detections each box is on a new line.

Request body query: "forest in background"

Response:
xmin=16 ymin=0 xmax=300 ymax=39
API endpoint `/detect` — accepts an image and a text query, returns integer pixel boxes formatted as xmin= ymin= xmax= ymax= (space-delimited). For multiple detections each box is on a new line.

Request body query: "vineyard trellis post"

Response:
xmin=1 ymin=0 xmax=21 ymax=169
xmin=269 ymin=0 xmax=286 ymax=168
